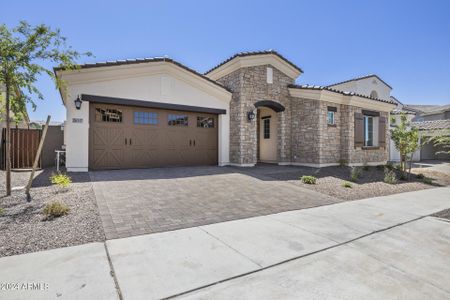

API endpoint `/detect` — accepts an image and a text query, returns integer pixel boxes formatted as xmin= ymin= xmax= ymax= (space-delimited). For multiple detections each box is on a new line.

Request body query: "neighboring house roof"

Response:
xmin=204 ymin=50 xmax=303 ymax=75
xmin=327 ymin=74 xmax=393 ymax=90
xmin=288 ymin=84 xmax=396 ymax=105
xmin=412 ymin=119 xmax=450 ymax=131
xmin=54 ymin=57 xmax=230 ymax=93
xmin=405 ymin=104 xmax=450 ymax=115
xmin=390 ymin=109 xmax=416 ymax=115
xmin=390 ymin=96 xmax=403 ymax=106
xmin=29 ymin=120 xmax=63 ymax=127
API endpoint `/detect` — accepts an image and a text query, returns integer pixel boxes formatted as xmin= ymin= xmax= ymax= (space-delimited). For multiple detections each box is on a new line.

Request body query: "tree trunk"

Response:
xmin=5 ymin=72 xmax=11 ymax=196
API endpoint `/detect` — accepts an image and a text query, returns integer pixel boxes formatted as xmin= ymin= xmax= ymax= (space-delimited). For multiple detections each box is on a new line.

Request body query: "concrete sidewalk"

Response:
xmin=0 ymin=187 xmax=449 ymax=299
xmin=106 ymin=187 xmax=450 ymax=299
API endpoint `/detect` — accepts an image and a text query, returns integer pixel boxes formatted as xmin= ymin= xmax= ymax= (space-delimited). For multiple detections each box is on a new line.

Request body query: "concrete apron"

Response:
xmin=106 ymin=187 xmax=450 ymax=300
xmin=0 ymin=187 xmax=448 ymax=300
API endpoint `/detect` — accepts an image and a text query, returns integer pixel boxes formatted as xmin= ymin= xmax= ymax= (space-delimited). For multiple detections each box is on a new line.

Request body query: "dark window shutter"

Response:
xmin=379 ymin=116 xmax=386 ymax=147
xmin=354 ymin=113 xmax=364 ymax=148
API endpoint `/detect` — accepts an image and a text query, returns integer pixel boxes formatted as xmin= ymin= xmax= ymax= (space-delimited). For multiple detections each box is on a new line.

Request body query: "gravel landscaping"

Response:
xmin=263 ymin=165 xmax=450 ymax=201
xmin=0 ymin=169 xmax=104 ymax=257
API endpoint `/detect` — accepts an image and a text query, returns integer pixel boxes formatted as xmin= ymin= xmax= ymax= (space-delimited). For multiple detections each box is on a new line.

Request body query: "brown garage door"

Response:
xmin=89 ymin=103 xmax=218 ymax=170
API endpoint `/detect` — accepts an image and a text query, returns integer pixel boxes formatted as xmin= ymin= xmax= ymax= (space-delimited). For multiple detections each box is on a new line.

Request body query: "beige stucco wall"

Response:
xmin=331 ymin=77 xmax=392 ymax=101
xmin=62 ymin=65 xmax=231 ymax=171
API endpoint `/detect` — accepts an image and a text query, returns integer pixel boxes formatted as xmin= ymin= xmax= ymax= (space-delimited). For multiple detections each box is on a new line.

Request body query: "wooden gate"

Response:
xmin=1 ymin=128 xmax=42 ymax=169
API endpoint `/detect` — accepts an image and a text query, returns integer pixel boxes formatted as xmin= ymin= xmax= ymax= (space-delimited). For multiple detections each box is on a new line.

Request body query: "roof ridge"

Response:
xmin=288 ymin=83 xmax=396 ymax=105
xmin=53 ymin=56 xmax=231 ymax=93
xmin=327 ymin=74 xmax=392 ymax=90
xmin=204 ymin=50 xmax=303 ymax=75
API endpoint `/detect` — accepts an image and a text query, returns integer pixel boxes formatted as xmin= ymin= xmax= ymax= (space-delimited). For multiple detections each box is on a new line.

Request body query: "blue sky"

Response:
xmin=3 ymin=0 xmax=450 ymax=121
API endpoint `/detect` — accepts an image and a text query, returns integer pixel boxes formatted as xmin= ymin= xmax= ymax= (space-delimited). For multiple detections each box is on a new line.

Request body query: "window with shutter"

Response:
xmin=354 ymin=113 xmax=364 ymax=148
xmin=378 ymin=116 xmax=386 ymax=147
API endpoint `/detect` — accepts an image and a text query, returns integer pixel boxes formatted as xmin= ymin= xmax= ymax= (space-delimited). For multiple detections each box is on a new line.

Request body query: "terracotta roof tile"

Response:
xmin=204 ymin=50 xmax=303 ymax=75
xmin=412 ymin=120 xmax=450 ymax=130
xmin=288 ymin=84 xmax=396 ymax=105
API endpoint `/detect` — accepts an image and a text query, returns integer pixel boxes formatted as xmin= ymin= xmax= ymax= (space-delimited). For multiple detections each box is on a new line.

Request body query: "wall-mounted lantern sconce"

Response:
xmin=74 ymin=95 xmax=82 ymax=110
xmin=247 ymin=111 xmax=256 ymax=121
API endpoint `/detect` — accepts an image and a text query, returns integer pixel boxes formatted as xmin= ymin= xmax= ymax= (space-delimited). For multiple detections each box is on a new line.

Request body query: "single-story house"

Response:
xmin=55 ymin=50 xmax=396 ymax=171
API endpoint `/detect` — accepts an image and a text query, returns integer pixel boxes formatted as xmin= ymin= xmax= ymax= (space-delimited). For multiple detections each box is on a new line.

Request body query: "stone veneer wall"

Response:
xmin=340 ymin=106 xmax=389 ymax=164
xmin=217 ymin=65 xmax=294 ymax=165
xmin=291 ymin=97 xmax=389 ymax=165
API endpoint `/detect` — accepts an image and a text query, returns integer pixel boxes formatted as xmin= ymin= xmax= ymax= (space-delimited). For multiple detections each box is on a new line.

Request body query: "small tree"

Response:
xmin=0 ymin=21 xmax=91 ymax=196
xmin=390 ymin=113 xmax=422 ymax=178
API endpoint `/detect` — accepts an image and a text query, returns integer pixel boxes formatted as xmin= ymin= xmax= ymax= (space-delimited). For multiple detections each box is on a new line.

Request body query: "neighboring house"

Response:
xmin=55 ymin=50 xmax=396 ymax=172
xmin=407 ymin=104 xmax=450 ymax=161
xmin=406 ymin=104 xmax=450 ymax=122
xmin=388 ymin=102 xmax=450 ymax=162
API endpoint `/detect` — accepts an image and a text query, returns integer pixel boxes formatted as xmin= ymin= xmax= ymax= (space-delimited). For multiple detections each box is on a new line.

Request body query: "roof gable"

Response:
xmin=327 ymin=74 xmax=392 ymax=90
xmin=205 ymin=50 xmax=303 ymax=80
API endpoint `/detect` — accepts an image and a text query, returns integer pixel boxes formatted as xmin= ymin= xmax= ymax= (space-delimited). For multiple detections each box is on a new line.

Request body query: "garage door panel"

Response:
xmin=89 ymin=103 xmax=218 ymax=170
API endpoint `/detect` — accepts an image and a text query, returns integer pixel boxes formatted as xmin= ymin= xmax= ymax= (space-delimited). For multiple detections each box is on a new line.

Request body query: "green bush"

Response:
xmin=342 ymin=181 xmax=352 ymax=188
xmin=50 ymin=172 xmax=72 ymax=189
xmin=399 ymin=172 xmax=407 ymax=181
xmin=338 ymin=159 xmax=348 ymax=167
xmin=423 ymin=177 xmax=433 ymax=185
xmin=350 ymin=167 xmax=362 ymax=182
xmin=416 ymin=173 xmax=425 ymax=179
xmin=362 ymin=163 xmax=369 ymax=171
xmin=384 ymin=169 xmax=397 ymax=184
xmin=0 ymin=207 xmax=4 ymax=215
xmin=301 ymin=175 xmax=317 ymax=184
xmin=385 ymin=162 xmax=394 ymax=170
xmin=43 ymin=201 xmax=69 ymax=219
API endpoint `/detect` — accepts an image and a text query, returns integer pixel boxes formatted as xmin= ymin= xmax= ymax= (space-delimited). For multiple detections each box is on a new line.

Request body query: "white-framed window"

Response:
xmin=364 ymin=115 xmax=379 ymax=146
xmin=327 ymin=111 xmax=335 ymax=125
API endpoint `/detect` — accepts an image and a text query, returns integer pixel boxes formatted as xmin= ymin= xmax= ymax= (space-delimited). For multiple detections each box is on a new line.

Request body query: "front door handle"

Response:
xmin=189 ymin=139 xmax=192 ymax=146
xmin=125 ymin=138 xmax=127 ymax=145
xmin=129 ymin=138 xmax=132 ymax=145
xmin=193 ymin=140 xmax=195 ymax=146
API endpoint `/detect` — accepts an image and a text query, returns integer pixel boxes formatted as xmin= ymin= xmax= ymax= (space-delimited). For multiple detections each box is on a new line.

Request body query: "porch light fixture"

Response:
xmin=247 ymin=111 xmax=256 ymax=121
xmin=74 ymin=95 xmax=82 ymax=110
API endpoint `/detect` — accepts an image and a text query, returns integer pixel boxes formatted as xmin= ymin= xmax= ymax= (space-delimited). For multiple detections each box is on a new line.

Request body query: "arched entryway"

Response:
xmin=254 ymin=100 xmax=285 ymax=163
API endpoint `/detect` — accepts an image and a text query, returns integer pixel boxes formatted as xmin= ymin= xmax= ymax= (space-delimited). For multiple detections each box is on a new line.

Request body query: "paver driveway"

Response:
xmin=90 ymin=165 xmax=337 ymax=239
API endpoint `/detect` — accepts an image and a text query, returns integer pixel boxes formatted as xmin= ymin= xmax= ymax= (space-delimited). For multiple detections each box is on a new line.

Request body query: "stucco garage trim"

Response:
xmin=81 ymin=94 xmax=227 ymax=115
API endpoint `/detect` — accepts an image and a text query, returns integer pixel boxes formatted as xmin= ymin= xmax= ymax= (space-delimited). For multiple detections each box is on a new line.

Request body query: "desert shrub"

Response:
xmin=416 ymin=173 xmax=425 ymax=179
xmin=362 ymin=163 xmax=369 ymax=171
xmin=423 ymin=177 xmax=433 ymax=185
xmin=350 ymin=167 xmax=362 ymax=182
xmin=43 ymin=201 xmax=70 ymax=219
xmin=385 ymin=162 xmax=394 ymax=170
xmin=399 ymin=172 xmax=407 ymax=181
xmin=338 ymin=159 xmax=348 ymax=167
xmin=50 ymin=172 xmax=72 ymax=190
xmin=301 ymin=175 xmax=317 ymax=184
xmin=342 ymin=181 xmax=352 ymax=188
xmin=384 ymin=169 xmax=397 ymax=184
xmin=0 ymin=207 xmax=4 ymax=215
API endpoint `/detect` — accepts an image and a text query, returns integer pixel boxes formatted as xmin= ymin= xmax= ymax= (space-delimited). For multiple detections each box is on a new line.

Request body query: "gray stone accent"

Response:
xmin=215 ymin=62 xmax=389 ymax=166
xmin=217 ymin=65 xmax=294 ymax=165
